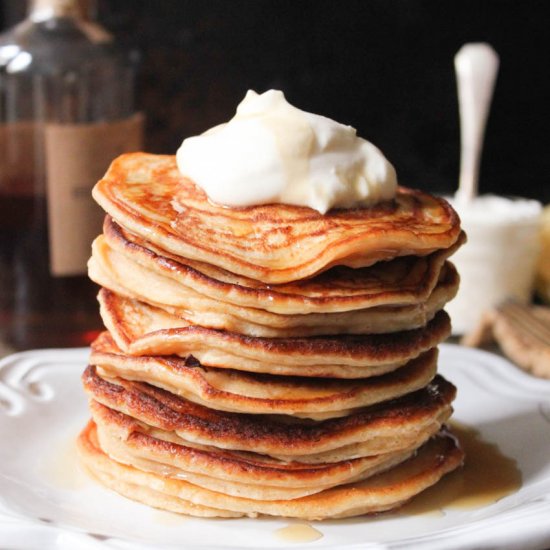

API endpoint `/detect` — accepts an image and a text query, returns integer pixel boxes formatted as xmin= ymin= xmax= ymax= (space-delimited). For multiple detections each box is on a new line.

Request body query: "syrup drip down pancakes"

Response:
xmin=77 ymin=92 xmax=465 ymax=520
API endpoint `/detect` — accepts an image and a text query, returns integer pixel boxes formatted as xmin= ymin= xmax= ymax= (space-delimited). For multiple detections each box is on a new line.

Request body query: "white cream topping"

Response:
xmin=176 ymin=90 xmax=397 ymax=213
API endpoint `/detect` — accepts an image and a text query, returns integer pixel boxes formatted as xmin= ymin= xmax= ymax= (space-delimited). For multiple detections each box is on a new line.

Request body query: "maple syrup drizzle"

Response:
xmin=151 ymin=510 xmax=188 ymax=525
xmin=41 ymin=433 xmax=91 ymax=491
xmin=45 ymin=422 xmax=520 ymax=535
xmin=400 ymin=422 xmax=522 ymax=515
xmin=275 ymin=523 xmax=323 ymax=543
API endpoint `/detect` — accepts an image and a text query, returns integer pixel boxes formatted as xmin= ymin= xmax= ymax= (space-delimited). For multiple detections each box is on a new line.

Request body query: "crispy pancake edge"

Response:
xmin=82 ymin=366 xmax=457 ymax=457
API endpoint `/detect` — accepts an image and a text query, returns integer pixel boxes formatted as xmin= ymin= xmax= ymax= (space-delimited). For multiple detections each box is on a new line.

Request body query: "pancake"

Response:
xmin=100 ymin=216 xmax=466 ymax=315
xmin=90 ymin=234 xmax=460 ymax=337
xmin=91 ymin=401 xmax=420 ymax=500
xmin=82 ymin=366 xmax=456 ymax=462
xmin=92 ymin=153 xmax=462 ymax=284
xmin=98 ymin=288 xmax=451 ymax=378
xmin=78 ymin=421 xmax=464 ymax=519
xmin=89 ymin=333 xmax=439 ymax=419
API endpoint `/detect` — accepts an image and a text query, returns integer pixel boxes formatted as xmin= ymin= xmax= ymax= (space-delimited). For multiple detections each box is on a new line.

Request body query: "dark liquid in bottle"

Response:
xmin=0 ymin=186 xmax=101 ymax=349
xmin=0 ymin=3 xmax=140 ymax=351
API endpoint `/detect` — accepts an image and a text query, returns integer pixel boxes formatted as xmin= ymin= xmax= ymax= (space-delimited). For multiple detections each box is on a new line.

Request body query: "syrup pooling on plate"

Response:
xmin=399 ymin=422 xmax=522 ymax=515
xmin=274 ymin=523 xmax=323 ymax=543
xmin=446 ymin=422 xmax=522 ymax=509
xmin=41 ymin=432 xmax=92 ymax=491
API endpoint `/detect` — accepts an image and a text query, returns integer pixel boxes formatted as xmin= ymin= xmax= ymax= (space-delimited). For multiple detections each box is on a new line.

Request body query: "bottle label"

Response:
xmin=44 ymin=112 xmax=144 ymax=276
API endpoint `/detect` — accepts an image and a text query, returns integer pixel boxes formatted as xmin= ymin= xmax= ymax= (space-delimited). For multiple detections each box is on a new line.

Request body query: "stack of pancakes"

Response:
xmin=77 ymin=152 xmax=466 ymax=520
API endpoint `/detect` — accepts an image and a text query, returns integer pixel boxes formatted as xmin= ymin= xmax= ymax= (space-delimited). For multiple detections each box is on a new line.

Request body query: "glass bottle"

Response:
xmin=0 ymin=0 xmax=143 ymax=349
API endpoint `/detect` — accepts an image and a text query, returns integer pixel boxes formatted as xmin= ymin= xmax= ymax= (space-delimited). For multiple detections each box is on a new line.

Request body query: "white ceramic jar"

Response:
xmin=446 ymin=195 xmax=542 ymax=335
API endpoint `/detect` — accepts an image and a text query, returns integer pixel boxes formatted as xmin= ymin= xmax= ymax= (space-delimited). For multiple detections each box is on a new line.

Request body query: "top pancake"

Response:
xmin=93 ymin=153 xmax=461 ymax=284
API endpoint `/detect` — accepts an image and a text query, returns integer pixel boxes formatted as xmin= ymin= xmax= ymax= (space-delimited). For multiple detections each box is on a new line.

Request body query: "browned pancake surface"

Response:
xmin=82 ymin=365 xmax=456 ymax=460
xmin=91 ymin=400 xmax=421 ymax=498
xmin=93 ymin=153 xmax=461 ymax=283
xmin=98 ymin=289 xmax=451 ymax=377
xmin=78 ymin=420 xmax=464 ymax=519
xmin=90 ymin=232 xmax=459 ymax=337
xmin=89 ymin=332 xmax=439 ymax=418
xmin=102 ymin=216 xmax=465 ymax=314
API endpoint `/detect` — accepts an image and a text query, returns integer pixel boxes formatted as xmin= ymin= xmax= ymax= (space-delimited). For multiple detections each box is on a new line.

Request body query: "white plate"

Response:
xmin=1 ymin=344 xmax=550 ymax=550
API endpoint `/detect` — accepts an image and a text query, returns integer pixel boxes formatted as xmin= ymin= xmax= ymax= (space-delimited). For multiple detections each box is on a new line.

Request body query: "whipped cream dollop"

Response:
xmin=176 ymin=90 xmax=397 ymax=213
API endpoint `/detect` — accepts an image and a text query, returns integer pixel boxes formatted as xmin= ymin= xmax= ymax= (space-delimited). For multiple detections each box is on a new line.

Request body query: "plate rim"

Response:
xmin=1 ymin=343 xmax=550 ymax=550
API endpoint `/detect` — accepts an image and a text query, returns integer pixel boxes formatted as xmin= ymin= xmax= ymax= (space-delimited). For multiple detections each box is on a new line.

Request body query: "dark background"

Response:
xmin=2 ymin=0 xmax=548 ymax=202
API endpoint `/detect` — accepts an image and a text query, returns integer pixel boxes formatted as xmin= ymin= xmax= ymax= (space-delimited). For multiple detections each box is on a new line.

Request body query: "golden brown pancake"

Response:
xmin=91 ymin=401 xmax=420 ymax=500
xmin=89 ymin=333 xmax=439 ymax=419
xmin=79 ymin=421 xmax=242 ymax=518
xmin=78 ymin=420 xmax=464 ymax=519
xmin=97 ymin=288 xmax=451 ymax=378
xmin=81 ymin=144 xmax=466 ymax=520
xmin=100 ymin=216 xmax=466 ymax=315
xmin=82 ymin=366 xmax=456 ymax=462
xmin=92 ymin=153 xmax=462 ymax=284
xmin=90 ymin=234 xmax=460 ymax=337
